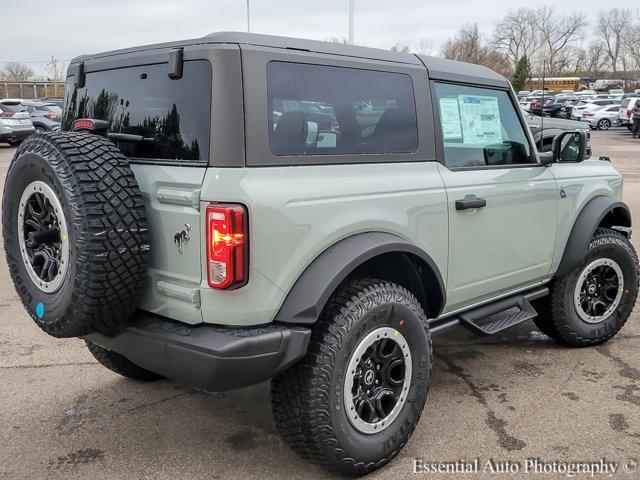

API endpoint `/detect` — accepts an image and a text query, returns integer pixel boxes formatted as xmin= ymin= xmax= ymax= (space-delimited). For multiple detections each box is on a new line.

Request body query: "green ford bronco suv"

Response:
xmin=2 ymin=33 xmax=638 ymax=475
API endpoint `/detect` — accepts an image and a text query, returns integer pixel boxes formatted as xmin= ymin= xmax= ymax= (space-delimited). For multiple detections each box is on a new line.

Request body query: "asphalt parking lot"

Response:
xmin=0 ymin=129 xmax=639 ymax=480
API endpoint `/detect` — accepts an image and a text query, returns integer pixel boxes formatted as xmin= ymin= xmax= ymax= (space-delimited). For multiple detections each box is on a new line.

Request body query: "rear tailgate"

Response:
xmin=132 ymin=165 xmax=205 ymax=324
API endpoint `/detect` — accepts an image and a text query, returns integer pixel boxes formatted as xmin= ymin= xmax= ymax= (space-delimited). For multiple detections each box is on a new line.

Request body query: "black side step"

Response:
xmin=457 ymin=290 xmax=545 ymax=335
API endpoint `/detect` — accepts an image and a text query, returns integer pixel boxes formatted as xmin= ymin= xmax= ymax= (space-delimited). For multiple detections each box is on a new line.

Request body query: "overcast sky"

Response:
xmin=0 ymin=0 xmax=634 ymax=77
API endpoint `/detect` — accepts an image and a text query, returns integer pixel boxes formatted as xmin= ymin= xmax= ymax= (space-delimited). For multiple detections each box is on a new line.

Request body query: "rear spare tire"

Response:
xmin=2 ymin=132 xmax=149 ymax=337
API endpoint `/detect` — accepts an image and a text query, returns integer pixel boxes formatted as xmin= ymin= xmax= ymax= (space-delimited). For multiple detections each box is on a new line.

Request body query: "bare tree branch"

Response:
xmin=533 ymin=7 xmax=587 ymax=76
xmin=494 ymin=8 xmax=541 ymax=68
xmin=0 ymin=62 xmax=34 ymax=82
xmin=596 ymin=8 xmax=632 ymax=75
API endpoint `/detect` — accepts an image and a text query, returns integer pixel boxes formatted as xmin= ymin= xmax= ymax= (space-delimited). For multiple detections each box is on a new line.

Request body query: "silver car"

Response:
xmin=582 ymin=105 xmax=621 ymax=130
xmin=0 ymin=99 xmax=35 ymax=146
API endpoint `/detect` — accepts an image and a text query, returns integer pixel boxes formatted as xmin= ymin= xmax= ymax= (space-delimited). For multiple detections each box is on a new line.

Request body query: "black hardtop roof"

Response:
xmin=69 ymin=31 xmax=508 ymax=88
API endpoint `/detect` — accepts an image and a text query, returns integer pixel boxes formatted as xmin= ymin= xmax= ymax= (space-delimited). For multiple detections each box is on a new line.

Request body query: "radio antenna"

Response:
xmin=539 ymin=60 xmax=545 ymax=152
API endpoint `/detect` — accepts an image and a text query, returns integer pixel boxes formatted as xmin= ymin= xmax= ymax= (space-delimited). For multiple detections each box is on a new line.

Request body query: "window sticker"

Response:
xmin=439 ymin=97 xmax=462 ymax=140
xmin=458 ymin=95 xmax=503 ymax=145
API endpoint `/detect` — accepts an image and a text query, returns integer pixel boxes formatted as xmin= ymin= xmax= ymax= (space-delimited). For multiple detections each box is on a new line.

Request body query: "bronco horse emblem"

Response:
xmin=173 ymin=224 xmax=191 ymax=254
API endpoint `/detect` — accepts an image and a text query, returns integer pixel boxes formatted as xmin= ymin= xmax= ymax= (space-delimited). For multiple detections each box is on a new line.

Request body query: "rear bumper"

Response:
xmin=0 ymin=127 xmax=35 ymax=143
xmin=85 ymin=311 xmax=311 ymax=392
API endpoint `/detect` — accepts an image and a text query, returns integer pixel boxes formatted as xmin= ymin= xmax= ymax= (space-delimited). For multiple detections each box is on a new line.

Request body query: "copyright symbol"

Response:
xmin=624 ymin=460 xmax=637 ymax=473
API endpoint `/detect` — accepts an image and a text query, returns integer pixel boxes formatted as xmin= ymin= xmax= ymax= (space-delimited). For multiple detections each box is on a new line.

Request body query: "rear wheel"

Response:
xmin=271 ymin=279 xmax=431 ymax=475
xmin=597 ymin=119 xmax=611 ymax=130
xmin=533 ymin=228 xmax=638 ymax=346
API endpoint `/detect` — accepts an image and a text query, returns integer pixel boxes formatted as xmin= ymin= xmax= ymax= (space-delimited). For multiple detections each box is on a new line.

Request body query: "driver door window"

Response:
xmin=434 ymin=83 xmax=532 ymax=168
xmin=433 ymin=82 xmax=557 ymax=312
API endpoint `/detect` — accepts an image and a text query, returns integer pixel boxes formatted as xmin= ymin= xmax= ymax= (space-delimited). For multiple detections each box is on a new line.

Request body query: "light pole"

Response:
xmin=246 ymin=0 xmax=250 ymax=33
xmin=348 ymin=0 xmax=354 ymax=44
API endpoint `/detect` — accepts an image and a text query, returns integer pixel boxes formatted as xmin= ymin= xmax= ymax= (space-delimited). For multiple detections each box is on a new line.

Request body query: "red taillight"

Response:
xmin=583 ymin=112 xmax=594 ymax=117
xmin=0 ymin=111 xmax=14 ymax=117
xmin=627 ymin=110 xmax=632 ymax=118
xmin=331 ymin=121 xmax=340 ymax=130
xmin=206 ymin=204 xmax=247 ymax=290
xmin=72 ymin=118 xmax=95 ymax=130
xmin=45 ymin=112 xmax=61 ymax=119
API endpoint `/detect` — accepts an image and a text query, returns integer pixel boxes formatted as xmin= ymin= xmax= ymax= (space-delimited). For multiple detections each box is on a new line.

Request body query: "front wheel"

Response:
xmin=533 ymin=228 xmax=638 ymax=346
xmin=271 ymin=279 xmax=431 ymax=475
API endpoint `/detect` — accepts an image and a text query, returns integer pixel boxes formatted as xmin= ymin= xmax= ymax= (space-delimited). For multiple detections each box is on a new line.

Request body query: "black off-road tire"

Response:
xmin=86 ymin=340 xmax=163 ymax=381
xmin=271 ymin=279 xmax=432 ymax=476
xmin=533 ymin=228 xmax=638 ymax=347
xmin=2 ymin=132 xmax=150 ymax=338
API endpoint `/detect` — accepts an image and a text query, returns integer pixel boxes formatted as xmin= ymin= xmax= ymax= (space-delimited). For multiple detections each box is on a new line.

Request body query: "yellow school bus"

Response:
xmin=526 ymin=77 xmax=590 ymax=92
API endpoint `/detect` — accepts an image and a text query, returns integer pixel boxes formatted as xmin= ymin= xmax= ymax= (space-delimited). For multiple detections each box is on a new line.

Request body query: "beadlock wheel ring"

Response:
xmin=17 ymin=180 xmax=70 ymax=294
xmin=343 ymin=327 xmax=412 ymax=435
xmin=573 ymin=258 xmax=624 ymax=324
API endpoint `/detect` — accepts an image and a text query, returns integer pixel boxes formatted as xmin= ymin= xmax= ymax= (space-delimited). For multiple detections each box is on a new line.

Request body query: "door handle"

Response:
xmin=455 ymin=196 xmax=487 ymax=210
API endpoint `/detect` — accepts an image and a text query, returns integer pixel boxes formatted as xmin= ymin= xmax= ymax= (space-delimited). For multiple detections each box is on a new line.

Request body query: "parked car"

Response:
xmin=522 ymin=108 xmax=591 ymax=152
xmin=21 ymin=100 xmax=62 ymax=132
xmin=2 ymin=32 xmax=636 ymax=476
xmin=608 ymin=89 xmax=624 ymax=96
xmin=582 ymin=105 xmax=622 ymax=130
xmin=530 ymin=97 xmax=567 ymax=117
xmin=619 ymin=97 xmax=640 ymax=131
xmin=0 ymin=99 xmax=35 ymax=146
xmin=571 ymin=99 xmax=619 ymax=120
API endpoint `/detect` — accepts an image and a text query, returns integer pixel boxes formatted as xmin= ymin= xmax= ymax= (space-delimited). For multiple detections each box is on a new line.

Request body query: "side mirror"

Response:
xmin=552 ymin=130 xmax=588 ymax=163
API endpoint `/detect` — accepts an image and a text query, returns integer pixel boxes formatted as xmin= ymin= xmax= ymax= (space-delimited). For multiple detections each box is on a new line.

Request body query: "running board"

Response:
xmin=434 ymin=287 xmax=547 ymax=335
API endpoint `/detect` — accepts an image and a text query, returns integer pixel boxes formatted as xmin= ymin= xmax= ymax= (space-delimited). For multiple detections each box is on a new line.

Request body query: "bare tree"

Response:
xmin=416 ymin=39 xmax=436 ymax=56
xmin=580 ymin=41 xmax=610 ymax=76
xmin=626 ymin=25 xmax=640 ymax=71
xmin=46 ymin=56 xmax=66 ymax=82
xmin=389 ymin=38 xmax=411 ymax=53
xmin=494 ymin=8 xmax=541 ymax=68
xmin=442 ymin=23 xmax=483 ymax=63
xmin=533 ymin=7 xmax=587 ymax=76
xmin=442 ymin=24 xmax=512 ymax=77
xmin=596 ymin=8 xmax=632 ymax=76
xmin=0 ymin=62 xmax=34 ymax=82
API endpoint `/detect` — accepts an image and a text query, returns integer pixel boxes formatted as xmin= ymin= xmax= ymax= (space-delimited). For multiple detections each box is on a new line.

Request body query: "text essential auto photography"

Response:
xmin=1 ymin=0 xmax=640 ymax=479
xmin=412 ymin=458 xmax=638 ymax=477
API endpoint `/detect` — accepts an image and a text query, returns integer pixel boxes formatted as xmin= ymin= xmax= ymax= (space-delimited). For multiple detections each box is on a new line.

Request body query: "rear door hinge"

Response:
xmin=157 ymin=188 xmax=201 ymax=210
xmin=156 ymin=281 xmax=201 ymax=305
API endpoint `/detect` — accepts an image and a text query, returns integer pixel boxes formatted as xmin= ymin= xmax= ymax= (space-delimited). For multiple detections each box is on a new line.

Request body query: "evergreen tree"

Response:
xmin=511 ymin=56 xmax=531 ymax=91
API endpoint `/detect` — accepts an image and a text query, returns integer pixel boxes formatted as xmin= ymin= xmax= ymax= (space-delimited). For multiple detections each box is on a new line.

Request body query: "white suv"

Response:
xmin=619 ymin=97 xmax=640 ymax=130
xmin=0 ymin=100 xmax=35 ymax=146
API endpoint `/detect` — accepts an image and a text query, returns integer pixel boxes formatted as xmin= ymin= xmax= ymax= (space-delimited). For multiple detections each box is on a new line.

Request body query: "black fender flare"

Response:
xmin=556 ymin=196 xmax=631 ymax=276
xmin=273 ymin=232 xmax=446 ymax=325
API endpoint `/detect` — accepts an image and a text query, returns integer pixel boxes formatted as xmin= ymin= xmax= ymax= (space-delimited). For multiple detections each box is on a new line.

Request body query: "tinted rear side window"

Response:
xmin=267 ymin=62 xmax=417 ymax=156
xmin=63 ymin=60 xmax=211 ymax=163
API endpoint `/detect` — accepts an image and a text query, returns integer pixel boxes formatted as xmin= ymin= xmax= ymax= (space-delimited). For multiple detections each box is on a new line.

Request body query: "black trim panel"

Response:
xmin=556 ymin=196 xmax=631 ymax=276
xmin=274 ymin=232 xmax=446 ymax=324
